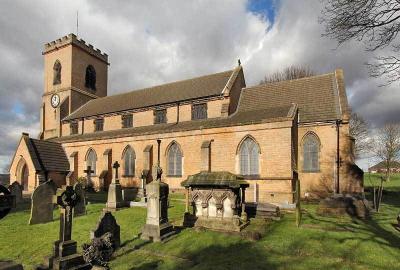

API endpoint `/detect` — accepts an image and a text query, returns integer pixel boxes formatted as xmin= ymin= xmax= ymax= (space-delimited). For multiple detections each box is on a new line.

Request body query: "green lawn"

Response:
xmin=1 ymin=177 xmax=400 ymax=270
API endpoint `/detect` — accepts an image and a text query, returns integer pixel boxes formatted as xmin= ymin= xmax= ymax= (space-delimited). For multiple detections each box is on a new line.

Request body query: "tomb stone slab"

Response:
xmin=29 ymin=180 xmax=57 ymax=225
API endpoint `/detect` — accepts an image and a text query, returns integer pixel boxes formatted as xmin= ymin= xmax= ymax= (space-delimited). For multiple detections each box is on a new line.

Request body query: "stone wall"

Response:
xmin=62 ymin=120 xmax=296 ymax=203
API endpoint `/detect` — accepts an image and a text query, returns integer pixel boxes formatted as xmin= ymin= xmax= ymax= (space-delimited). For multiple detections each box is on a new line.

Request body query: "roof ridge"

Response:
xmin=96 ymin=69 xmax=234 ymax=101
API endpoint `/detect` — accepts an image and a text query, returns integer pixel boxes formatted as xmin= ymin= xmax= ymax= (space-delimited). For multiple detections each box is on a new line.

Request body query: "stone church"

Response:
xmin=9 ymin=34 xmax=363 ymax=204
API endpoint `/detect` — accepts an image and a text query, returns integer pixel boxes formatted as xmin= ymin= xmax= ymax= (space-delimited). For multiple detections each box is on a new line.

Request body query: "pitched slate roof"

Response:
xmin=55 ymin=104 xmax=296 ymax=143
xmin=24 ymin=136 xmax=69 ymax=172
xmin=65 ymin=68 xmax=240 ymax=120
xmin=241 ymin=71 xmax=348 ymax=123
xmin=369 ymin=161 xmax=400 ymax=171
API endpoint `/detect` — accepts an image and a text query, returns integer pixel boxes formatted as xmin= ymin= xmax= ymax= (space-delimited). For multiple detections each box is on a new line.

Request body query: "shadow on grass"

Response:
xmin=128 ymin=241 xmax=279 ymax=270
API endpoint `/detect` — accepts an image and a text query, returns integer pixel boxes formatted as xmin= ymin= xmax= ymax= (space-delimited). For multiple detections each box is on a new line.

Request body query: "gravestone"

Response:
xmin=8 ymin=181 xmax=23 ymax=205
xmin=0 ymin=184 xmax=15 ymax=220
xmin=49 ymin=186 xmax=90 ymax=270
xmin=0 ymin=186 xmax=23 ymax=269
xmin=105 ymin=162 xmax=125 ymax=211
xmin=90 ymin=211 xmax=120 ymax=249
xmin=141 ymin=140 xmax=174 ymax=242
xmin=73 ymin=182 xmax=86 ymax=217
xmin=29 ymin=180 xmax=57 ymax=225
xmin=84 ymin=166 xmax=94 ymax=192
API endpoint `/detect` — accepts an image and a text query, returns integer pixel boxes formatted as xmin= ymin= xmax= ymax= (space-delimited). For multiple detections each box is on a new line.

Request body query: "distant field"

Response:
xmin=0 ymin=179 xmax=399 ymax=270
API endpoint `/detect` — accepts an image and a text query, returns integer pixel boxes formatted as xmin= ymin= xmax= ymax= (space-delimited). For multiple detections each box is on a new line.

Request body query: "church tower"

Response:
xmin=40 ymin=34 xmax=109 ymax=139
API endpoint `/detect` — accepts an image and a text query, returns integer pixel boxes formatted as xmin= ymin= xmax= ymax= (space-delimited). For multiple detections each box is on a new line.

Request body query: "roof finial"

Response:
xmin=238 ymin=59 xmax=241 ymax=66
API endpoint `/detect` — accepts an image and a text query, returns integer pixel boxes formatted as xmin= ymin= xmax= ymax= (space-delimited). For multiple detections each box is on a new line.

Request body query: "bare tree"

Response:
xmin=372 ymin=123 xmax=400 ymax=211
xmin=259 ymin=66 xmax=315 ymax=84
xmin=349 ymin=112 xmax=370 ymax=158
xmin=320 ymin=0 xmax=400 ymax=84
xmin=374 ymin=123 xmax=400 ymax=179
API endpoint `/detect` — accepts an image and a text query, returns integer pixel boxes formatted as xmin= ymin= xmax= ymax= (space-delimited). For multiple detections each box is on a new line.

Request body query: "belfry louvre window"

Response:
xmin=167 ymin=143 xmax=182 ymax=176
xmin=122 ymin=114 xmax=133 ymax=128
xmin=94 ymin=118 xmax=104 ymax=132
xmin=154 ymin=109 xmax=167 ymax=124
xmin=303 ymin=133 xmax=320 ymax=172
xmin=85 ymin=65 xmax=96 ymax=90
xmin=191 ymin=103 xmax=207 ymax=120
xmin=239 ymin=137 xmax=260 ymax=176
xmin=123 ymin=146 xmax=136 ymax=176
xmin=53 ymin=60 xmax=61 ymax=85
xmin=70 ymin=122 xmax=78 ymax=135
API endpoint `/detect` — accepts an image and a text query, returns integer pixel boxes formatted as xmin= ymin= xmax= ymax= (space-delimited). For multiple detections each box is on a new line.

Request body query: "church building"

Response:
xmin=9 ymin=34 xmax=363 ymax=204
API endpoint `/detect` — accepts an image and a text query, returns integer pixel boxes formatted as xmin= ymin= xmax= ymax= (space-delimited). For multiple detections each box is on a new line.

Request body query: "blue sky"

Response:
xmin=247 ymin=0 xmax=279 ymax=25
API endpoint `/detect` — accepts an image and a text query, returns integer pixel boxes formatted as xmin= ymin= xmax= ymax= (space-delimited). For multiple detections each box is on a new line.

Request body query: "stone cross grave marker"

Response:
xmin=49 ymin=186 xmax=90 ymax=270
xmin=73 ymin=182 xmax=86 ymax=217
xmin=29 ymin=180 xmax=57 ymax=225
xmin=113 ymin=161 xmax=120 ymax=183
xmin=84 ymin=166 xmax=94 ymax=191
xmin=105 ymin=161 xmax=125 ymax=210
xmin=9 ymin=181 xmax=23 ymax=204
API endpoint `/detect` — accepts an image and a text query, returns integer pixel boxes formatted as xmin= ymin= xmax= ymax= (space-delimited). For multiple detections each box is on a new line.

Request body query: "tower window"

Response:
xmin=154 ymin=109 xmax=167 ymax=124
xmin=192 ymin=103 xmax=207 ymax=120
xmin=85 ymin=65 xmax=96 ymax=90
xmin=53 ymin=60 xmax=61 ymax=85
xmin=94 ymin=118 xmax=104 ymax=132
xmin=122 ymin=114 xmax=133 ymax=128
xmin=70 ymin=121 xmax=78 ymax=135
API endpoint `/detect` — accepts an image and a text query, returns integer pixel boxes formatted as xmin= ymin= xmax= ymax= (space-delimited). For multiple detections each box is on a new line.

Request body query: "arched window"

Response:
xmin=303 ymin=133 xmax=320 ymax=172
xmin=167 ymin=142 xmax=183 ymax=176
xmin=122 ymin=146 xmax=136 ymax=176
xmin=53 ymin=60 xmax=61 ymax=85
xmin=86 ymin=149 xmax=97 ymax=175
xmin=239 ymin=137 xmax=260 ymax=176
xmin=85 ymin=65 xmax=96 ymax=90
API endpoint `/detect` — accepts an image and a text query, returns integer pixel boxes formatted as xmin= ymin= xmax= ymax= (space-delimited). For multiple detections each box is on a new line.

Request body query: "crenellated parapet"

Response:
xmin=43 ymin=33 xmax=108 ymax=63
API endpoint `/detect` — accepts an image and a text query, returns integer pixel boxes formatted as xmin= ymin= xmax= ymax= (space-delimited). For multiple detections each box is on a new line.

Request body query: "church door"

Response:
xmin=21 ymin=164 xmax=29 ymax=191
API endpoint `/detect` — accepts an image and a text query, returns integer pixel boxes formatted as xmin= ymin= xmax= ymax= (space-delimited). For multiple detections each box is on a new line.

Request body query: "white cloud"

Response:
xmin=0 ymin=0 xmax=398 ymax=172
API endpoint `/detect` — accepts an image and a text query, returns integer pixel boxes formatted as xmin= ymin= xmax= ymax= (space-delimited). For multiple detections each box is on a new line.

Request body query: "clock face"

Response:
xmin=51 ymin=94 xmax=60 ymax=108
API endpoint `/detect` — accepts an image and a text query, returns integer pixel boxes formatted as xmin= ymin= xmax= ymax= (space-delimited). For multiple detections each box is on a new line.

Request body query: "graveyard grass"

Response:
xmin=0 ymin=174 xmax=399 ymax=270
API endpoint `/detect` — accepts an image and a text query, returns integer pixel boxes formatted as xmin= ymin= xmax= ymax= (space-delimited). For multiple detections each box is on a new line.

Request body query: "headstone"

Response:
xmin=0 ymin=260 xmax=24 ymax=270
xmin=49 ymin=186 xmax=90 ymax=270
xmin=90 ymin=211 xmax=120 ymax=249
xmin=73 ymin=182 xmax=86 ymax=217
xmin=82 ymin=232 xmax=114 ymax=267
xmin=105 ymin=162 xmax=125 ymax=211
xmin=8 ymin=181 xmax=23 ymax=205
xmin=84 ymin=166 xmax=94 ymax=192
xmin=140 ymin=165 xmax=174 ymax=242
xmin=0 ymin=185 xmax=15 ymax=220
xmin=137 ymin=170 xmax=149 ymax=202
xmin=29 ymin=180 xmax=57 ymax=225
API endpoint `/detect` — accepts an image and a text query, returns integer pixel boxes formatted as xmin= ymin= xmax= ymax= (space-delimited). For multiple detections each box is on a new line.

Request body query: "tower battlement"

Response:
xmin=43 ymin=33 xmax=108 ymax=63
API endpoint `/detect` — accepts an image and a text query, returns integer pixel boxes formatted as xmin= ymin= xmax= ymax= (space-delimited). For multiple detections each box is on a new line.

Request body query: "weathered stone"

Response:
xmin=83 ymin=232 xmax=114 ymax=267
xmin=141 ymin=177 xmax=174 ymax=242
xmin=0 ymin=185 xmax=15 ymax=220
xmin=105 ymin=162 xmax=125 ymax=211
xmin=182 ymin=172 xmax=249 ymax=232
xmin=0 ymin=260 xmax=24 ymax=270
xmin=8 ymin=182 xmax=23 ymax=205
xmin=49 ymin=186 xmax=91 ymax=270
xmin=90 ymin=211 xmax=120 ymax=249
xmin=29 ymin=180 xmax=57 ymax=225
xmin=73 ymin=182 xmax=86 ymax=217
xmin=317 ymin=194 xmax=370 ymax=219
